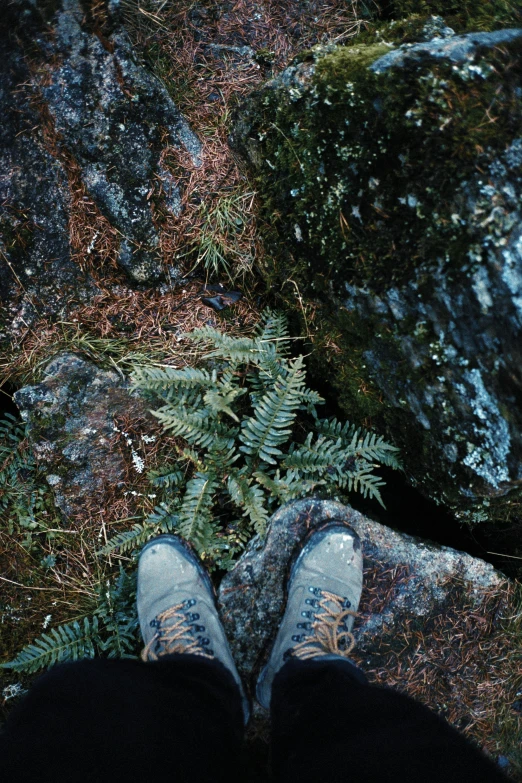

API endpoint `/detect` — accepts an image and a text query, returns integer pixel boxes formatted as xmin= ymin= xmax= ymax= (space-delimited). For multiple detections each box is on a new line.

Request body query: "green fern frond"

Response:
xmin=149 ymin=465 xmax=185 ymax=489
xmin=99 ymin=523 xmax=150 ymax=555
xmin=203 ymin=386 xmax=246 ymax=422
xmin=227 ymin=472 xmax=269 ymax=535
xmin=335 ymin=467 xmax=386 ymax=506
xmin=100 ymin=504 xmax=179 ymax=555
xmin=283 ymin=433 xmax=345 ymax=473
xmin=178 ymin=472 xmax=219 ymax=551
xmin=131 ymin=365 xmax=214 ymax=392
xmin=353 ymin=431 xmax=402 ymax=468
xmin=145 ymin=502 xmax=180 ymax=527
xmin=255 ymin=308 xmax=291 ymax=354
xmin=239 ymin=356 xmax=306 ymax=464
xmin=152 ymin=405 xmax=237 ymax=449
xmin=96 ymin=568 xmax=138 ymax=658
xmin=189 ymin=327 xmax=259 ymax=362
xmin=297 ymin=387 xmax=325 ymax=409
xmin=313 ymin=416 xmax=359 ymax=445
xmin=1 ymin=617 xmax=99 ymax=674
xmin=253 ymin=469 xmax=325 ymax=503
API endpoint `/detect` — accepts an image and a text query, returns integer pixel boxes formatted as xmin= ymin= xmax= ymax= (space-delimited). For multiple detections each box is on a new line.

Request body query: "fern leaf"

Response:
xmin=1 ymin=617 xmax=99 ymax=674
xmin=203 ymin=386 xmax=246 ymax=422
xmin=178 ymin=472 xmax=218 ymax=551
xmin=313 ymin=416 xmax=359 ymax=445
xmin=131 ymin=365 xmax=214 ymax=392
xmin=283 ymin=433 xmax=345 ymax=474
xmin=253 ymin=469 xmax=325 ymax=503
xmin=255 ymin=309 xmax=291 ymax=354
xmin=96 ymin=568 xmax=138 ymax=658
xmin=152 ymin=405 xmax=237 ymax=449
xmin=149 ymin=465 xmax=184 ymax=489
xmin=336 ymin=467 xmax=386 ymax=507
xmin=353 ymin=431 xmax=401 ymax=469
xmin=227 ymin=472 xmax=269 ymax=535
xmin=100 ymin=504 xmax=179 ymax=555
xmin=239 ymin=356 xmax=306 ymax=465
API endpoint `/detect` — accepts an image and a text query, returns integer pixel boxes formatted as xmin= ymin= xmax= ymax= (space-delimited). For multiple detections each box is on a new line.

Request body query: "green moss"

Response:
xmin=248 ymin=35 xmax=522 ymax=295
xmin=370 ymin=0 xmax=522 ymax=32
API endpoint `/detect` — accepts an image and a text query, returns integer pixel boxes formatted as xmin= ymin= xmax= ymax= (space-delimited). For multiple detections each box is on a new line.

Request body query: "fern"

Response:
xmin=0 ymin=414 xmax=56 ymax=534
xmin=152 ymin=405 xmax=237 ymax=449
xmin=178 ymin=472 xmax=219 ymax=550
xmin=239 ymin=356 xmax=306 ymax=464
xmin=95 ymin=568 xmax=139 ymax=658
xmin=1 ymin=617 xmax=100 ymax=674
xmin=108 ymin=309 xmax=400 ymax=563
xmin=227 ymin=472 xmax=269 ymax=535
xmin=6 ymin=310 xmax=401 ymax=676
xmin=3 ymin=568 xmax=140 ymax=674
xmin=131 ymin=365 xmax=214 ymax=391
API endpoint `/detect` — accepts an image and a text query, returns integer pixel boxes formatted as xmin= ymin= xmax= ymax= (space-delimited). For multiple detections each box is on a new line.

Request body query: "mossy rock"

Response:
xmin=231 ymin=25 xmax=522 ymax=526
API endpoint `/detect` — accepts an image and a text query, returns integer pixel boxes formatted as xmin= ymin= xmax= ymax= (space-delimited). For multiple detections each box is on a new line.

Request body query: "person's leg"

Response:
xmin=271 ymin=656 xmax=508 ymax=783
xmin=1 ymin=653 xmax=244 ymax=783
xmin=1 ymin=534 xmax=248 ymax=783
xmin=256 ymin=521 xmax=507 ymax=782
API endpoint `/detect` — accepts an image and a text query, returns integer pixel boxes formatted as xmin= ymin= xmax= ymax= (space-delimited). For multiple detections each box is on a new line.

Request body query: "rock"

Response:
xmin=3 ymin=0 xmax=201 ymax=287
xmin=230 ymin=26 xmax=522 ymax=525
xmin=0 ymin=3 xmax=95 ymax=336
xmin=41 ymin=0 xmax=201 ymax=283
xmin=219 ymin=499 xmax=514 ymax=762
xmin=219 ymin=498 xmax=503 ymax=681
xmin=13 ymin=353 xmax=153 ymax=519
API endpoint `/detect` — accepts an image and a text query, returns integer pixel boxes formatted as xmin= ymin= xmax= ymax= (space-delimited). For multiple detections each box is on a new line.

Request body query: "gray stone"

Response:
xmin=218 ymin=498 xmax=503 ymax=686
xmin=370 ymin=28 xmax=522 ymax=72
xmin=14 ymin=353 xmax=153 ymax=519
xmin=0 ymin=3 xmax=96 ymax=336
xmin=230 ymin=28 xmax=522 ymax=524
xmin=41 ymin=0 xmax=201 ymax=283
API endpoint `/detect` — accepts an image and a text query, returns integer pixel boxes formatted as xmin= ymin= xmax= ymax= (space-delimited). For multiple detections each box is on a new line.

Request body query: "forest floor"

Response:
xmin=1 ymin=1 xmax=521 ymax=777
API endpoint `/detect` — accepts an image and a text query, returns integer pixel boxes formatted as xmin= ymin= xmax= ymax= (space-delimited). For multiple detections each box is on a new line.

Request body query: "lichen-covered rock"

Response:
xmin=219 ymin=498 xmax=515 ymax=767
xmin=219 ymin=498 xmax=503 ymax=679
xmin=13 ymin=353 xmax=153 ymax=519
xmin=39 ymin=0 xmax=201 ymax=283
xmin=230 ymin=26 xmax=522 ymax=524
xmin=0 ymin=4 xmax=95 ymax=336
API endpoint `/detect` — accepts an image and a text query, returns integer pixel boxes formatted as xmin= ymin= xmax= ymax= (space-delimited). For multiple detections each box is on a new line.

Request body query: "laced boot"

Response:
xmin=256 ymin=523 xmax=363 ymax=709
xmin=137 ymin=534 xmax=249 ymax=722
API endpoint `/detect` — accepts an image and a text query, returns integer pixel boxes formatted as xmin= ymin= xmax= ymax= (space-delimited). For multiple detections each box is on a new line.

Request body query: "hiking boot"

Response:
xmin=256 ymin=523 xmax=363 ymax=709
xmin=137 ymin=534 xmax=250 ymax=722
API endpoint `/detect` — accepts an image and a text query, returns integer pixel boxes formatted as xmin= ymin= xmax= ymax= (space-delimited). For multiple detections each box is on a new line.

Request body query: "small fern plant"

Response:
xmin=0 ymin=413 xmax=51 ymax=535
xmin=104 ymin=309 xmax=400 ymax=568
xmin=2 ymin=567 xmax=139 ymax=674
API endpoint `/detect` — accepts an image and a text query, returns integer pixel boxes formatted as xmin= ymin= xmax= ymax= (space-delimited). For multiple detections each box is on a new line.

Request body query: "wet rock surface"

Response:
xmin=219 ymin=499 xmax=514 ymax=766
xmin=231 ymin=27 xmax=522 ymax=524
xmin=1 ymin=0 xmax=201 ymax=295
xmin=219 ymin=498 xmax=504 ymax=683
xmin=0 ymin=5 xmax=95 ymax=335
xmin=43 ymin=0 xmax=201 ymax=282
xmin=14 ymin=353 xmax=153 ymax=519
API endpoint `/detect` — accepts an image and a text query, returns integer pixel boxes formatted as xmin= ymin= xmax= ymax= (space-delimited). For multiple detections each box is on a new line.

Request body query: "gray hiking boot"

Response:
xmin=256 ymin=523 xmax=363 ymax=709
xmin=137 ymin=534 xmax=250 ymax=723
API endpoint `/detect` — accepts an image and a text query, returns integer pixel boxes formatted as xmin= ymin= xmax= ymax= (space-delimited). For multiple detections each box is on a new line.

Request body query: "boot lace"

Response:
xmin=141 ymin=599 xmax=214 ymax=662
xmin=289 ymin=587 xmax=357 ymax=660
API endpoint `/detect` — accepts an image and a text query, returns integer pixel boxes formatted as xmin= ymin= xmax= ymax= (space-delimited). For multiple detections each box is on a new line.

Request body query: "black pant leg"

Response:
xmin=270 ymin=658 xmax=507 ymax=783
xmin=0 ymin=654 xmax=244 ymax=783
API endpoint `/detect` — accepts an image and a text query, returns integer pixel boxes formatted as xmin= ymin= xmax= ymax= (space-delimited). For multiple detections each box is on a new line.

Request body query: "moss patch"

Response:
xmin=367 ymin=0 xmax=522 ymax=33
xmin=244 ymin=34 xmax=522 ymax=295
